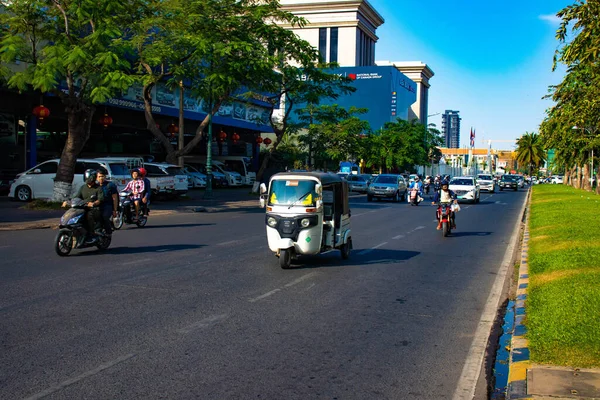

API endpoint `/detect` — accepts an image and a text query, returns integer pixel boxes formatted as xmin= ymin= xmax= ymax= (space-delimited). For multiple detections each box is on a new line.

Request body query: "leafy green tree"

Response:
xmin=516 ymin=132 xmax=546 ymax=176
xmin=0 ymin=0 xmax=140 ymax=200
xmin=296 ymin=105 xmax=370 ymax=170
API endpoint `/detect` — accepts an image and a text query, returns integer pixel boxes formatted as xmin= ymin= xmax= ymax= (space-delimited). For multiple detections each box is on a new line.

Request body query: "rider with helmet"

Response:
xmin=63 ymin=169 xmax=104 ymax=242
xmin=123 ymin=168 xmax=145 ymax=220
xmin=138 ymin=167 xmax=152 ymax=216
xmin=409 ymin=175 xmax=424 ymax=193
xmin=432 ymin=179 xmax=458 ymax=230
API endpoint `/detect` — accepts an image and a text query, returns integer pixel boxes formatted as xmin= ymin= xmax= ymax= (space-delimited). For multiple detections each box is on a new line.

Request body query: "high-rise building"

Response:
xmin=441 ymin=110 xmax=461 ymax=148
xmin=278 ymin=0 xmax=384 ymax=67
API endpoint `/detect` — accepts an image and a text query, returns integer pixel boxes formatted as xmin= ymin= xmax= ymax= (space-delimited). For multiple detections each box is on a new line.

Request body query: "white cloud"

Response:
xmin=539 ymin=14 xmax=561 ymax=24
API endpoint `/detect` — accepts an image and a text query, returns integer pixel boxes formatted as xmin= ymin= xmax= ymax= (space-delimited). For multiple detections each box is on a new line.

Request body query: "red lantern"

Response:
xmin=218 ymin=130 xmax=227 ymax=142
xmin=33 ymin=105 xmax=50 ymax=123
xmin=263 ymin=138 xmax=272 ymax=146
xmin=232 ymin=132 xmax=240 ymax=143
xmin=99 ymin=113 xmax=113 ymax=128
xmin=255 ymin=136 xmax=263 ymax=144
xmin=155 ymin=123 xmax=161 ymax=131
xmin=168 ymin=123 xmax=179 ymax=137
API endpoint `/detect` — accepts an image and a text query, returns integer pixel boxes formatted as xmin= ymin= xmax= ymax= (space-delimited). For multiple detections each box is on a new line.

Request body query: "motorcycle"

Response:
xmin=54 ymin=198 xmax=111 ymax=256
xmin=112 ymin=190 xmax=147 ymax=230
xmin=409 ymin=187 xmax=423 ymax=206
xmin=436 ymin=202 xmax=453 ymax=237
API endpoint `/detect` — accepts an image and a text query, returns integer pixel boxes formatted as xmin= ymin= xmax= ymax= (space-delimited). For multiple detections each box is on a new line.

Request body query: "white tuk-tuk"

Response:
xmin=260 ymin=172 xmax=352 ymax=269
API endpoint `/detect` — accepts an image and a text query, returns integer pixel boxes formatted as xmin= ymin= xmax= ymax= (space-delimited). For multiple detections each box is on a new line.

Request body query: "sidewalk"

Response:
xmin=506 ymin=187 xmax=600 ymax=400
xmin=0 ymin=188 xmax=261 ymax=231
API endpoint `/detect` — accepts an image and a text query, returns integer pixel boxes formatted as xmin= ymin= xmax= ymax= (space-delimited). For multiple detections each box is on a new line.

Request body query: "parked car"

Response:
xmin=477 ymin=174 xmax=495 ymax=192
xmin=144 ymin=162 xmax=189 ymax=196
xmin=346 ymin=174 xmax=368 ymax=193
xmin=189 ymin=163 xmax=229 ymax=187
xmin=182 ymin=165 xmax=207 ymax=188
xmin=516 ymin=175 xmax=525 ymax=188
xmin=499 ymin=174 xmax=519 ymax=191
xmin=211 ymin=160 xmax=243 ymax=186
xmin=9 ymin=159 xmax=130 ymax=202
xmin=551 ymin=175 xmax=564 ymax=184
xmin=367 ymin=174 xmax=408 ymax=202
xmin=449 ymin=176 xmax=480 ymax=203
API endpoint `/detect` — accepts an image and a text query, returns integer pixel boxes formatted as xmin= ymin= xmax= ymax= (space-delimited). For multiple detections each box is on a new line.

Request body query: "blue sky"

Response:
xmin=369 ymin=0 xmax=571 ymax=149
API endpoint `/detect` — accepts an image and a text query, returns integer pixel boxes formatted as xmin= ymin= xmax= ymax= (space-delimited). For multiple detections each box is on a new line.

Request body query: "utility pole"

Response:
xmin=178 ymin=81 xmax=185 ymax=167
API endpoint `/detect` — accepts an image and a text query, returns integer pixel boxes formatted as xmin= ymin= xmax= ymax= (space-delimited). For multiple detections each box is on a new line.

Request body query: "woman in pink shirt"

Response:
xmin=124 ymin=169 xmax=145 ymax=220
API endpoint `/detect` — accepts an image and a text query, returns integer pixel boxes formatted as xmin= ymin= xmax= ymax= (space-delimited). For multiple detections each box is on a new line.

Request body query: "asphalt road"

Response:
xmin=0 ymin=188 xmax=528 ymax=400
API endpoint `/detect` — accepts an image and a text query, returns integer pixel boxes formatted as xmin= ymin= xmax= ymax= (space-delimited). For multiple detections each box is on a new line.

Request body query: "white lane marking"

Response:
xmin=398 ymin=312 xmax=434 ymax=318
xmin=304 ymin=283 xmax=316 ymax=291
xmin=452 ymin=190 xmax=529 ymax=400
xmin=0 ymin=245 xmax=12 ymax=249
xmin=353 ymin=207 xmax=391 ymax=217
xmin=217 ymin=240 xmax=240 ymax=246
xmin=463 ymin=206 xmax=471 ymax=210
xmin=414 ymin=226 xmax=425 ymax=231
xmin=156 ymin=249 xmax=169 ymax=252
xmin=24 ymin=354 xmax=136 ymax=400
xmin=358 ymin=242 xmax=387 ymax=255
xmin=121 ymin=258 xmax=153 ymax=266
xmin=177 ymin=314 xmax=228 ymax=334
xmin=113 ymin=283 xmax=172 ymax=292
xmin=284 ymin=272 xmax=317 ymax=288
xmin=392 ymin=234 xmax=405 ymax=240
xmin=321 ymin=250 xmax=334 ymax=254
xmin=249 ymin=272 xmax=318 ymax=303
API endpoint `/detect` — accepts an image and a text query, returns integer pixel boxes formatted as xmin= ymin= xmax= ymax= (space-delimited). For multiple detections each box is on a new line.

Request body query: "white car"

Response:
xmin=9 ymin=159 xmax=130 ymax=202
xmin=212 ymin=160 xmax=243 ymax=186
xmin=449 ymin=176 xmax=480 ymax=204
xmin=551 ymin=175 xmax=564 ymax=184
xmin=476 ymin=174 xmax=495 ymax=192
xmin=144 ymin=163 xmax=189 ymax=196
xmin=183 ymin=165 xmax=207 ymax=188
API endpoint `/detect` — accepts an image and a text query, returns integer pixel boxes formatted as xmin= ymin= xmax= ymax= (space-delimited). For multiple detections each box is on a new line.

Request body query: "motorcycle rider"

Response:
xmin=138 ymin=167 xmax=151 ymax=216
xmin=123 ymin=168 xmax=145 ymax=221
xmin=408 ymin=175 xmax=424 ymax=202
xmin=432 ymin=179 xmax=458 ymax=230
xmin=96 ymin=169 xmax=118 ymax=236
xmin=62 ymin=169 xmax=104 ymax=242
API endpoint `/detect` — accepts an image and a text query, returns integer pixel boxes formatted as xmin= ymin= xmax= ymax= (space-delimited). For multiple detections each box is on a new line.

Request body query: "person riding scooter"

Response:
xmin=138 ymin=167 xmax=151 ymax=216
xmin=62 ymin=169 xmax=104 ymax=243
xmin=432 ymin=179 xmax=458 ymax=230
xmin=408 ymin=176 xmax=424 ymax=205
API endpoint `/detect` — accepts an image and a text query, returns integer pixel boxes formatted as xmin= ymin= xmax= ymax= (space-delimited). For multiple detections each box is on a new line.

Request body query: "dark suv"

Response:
xmin=499 ymin=175 xmax=518 ymax=191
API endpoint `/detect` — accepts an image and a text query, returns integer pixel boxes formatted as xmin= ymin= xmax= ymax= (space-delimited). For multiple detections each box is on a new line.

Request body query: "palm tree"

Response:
xmin=516 ymin=132 xmax=546 ymax=176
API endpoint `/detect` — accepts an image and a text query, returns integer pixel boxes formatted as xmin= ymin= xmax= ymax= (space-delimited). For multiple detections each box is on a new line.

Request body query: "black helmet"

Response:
xmin=131 ymin=168 xmax=140 ymax=177
xmin=84 ymin=169 xmax=97 ymax=185
xmin=441 ymin=179 xmax=450 ymax=188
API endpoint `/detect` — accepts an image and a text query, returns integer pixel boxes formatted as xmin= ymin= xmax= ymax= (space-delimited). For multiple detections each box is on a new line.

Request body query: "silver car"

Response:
xmin=346 ymin=174 xmax=369 ymax=193
xmin=367 ymin=174 xmax=408 ymax=202
xmin=477 ymin=174 xmax=495 ymax=192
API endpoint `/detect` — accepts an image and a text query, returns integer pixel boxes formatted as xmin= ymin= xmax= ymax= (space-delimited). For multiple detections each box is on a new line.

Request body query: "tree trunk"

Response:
xmin=596 ymin=165 xmax=600 ymax=195
xmin=52 ymin=104 xmax=95 ymax=201
xmin=564 ymin=169 xmax=571 ymax=185
xmin=576 ymin=166 xmax=582 ymax=189
xmin=582 ymin=164 xmax=591 ymax=191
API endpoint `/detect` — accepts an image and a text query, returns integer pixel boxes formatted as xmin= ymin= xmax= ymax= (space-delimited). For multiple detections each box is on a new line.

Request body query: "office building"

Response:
xmin=278 ymin=0 xmax=384 ymax=67
xmin=441 ymin=110 xmax=461 ymax=148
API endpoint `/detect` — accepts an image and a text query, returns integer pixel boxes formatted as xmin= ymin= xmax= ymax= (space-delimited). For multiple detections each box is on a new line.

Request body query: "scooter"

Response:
xmin=409 ymin=187 xmax=423 ymax=206
xmin=54 ymin=198 xmax=111 ymax=256
xmin=112 ymin=190 xmax=147 ymax=230
xmin=436 ymin=202 xmax=453 ymax=237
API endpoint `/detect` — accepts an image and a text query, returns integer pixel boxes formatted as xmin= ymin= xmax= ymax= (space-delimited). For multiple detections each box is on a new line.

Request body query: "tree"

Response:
xmin=516 ymin=132 xmax=546 ymax=176
xmin=0 ymin=0 xmax=141 ymax=200
xmin=129 ymin=0 xmax=313 ymax=165
xmin=296 ymin=105 xmax=371 ymax=170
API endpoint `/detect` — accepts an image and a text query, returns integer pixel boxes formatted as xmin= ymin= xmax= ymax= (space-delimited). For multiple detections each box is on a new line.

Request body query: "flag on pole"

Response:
xmin=470 ymin=128 xmax=475 ymax=147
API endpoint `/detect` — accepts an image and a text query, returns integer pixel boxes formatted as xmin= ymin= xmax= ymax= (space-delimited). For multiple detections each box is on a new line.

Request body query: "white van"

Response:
xmin=144 ymin=163 xmax=189 ymax=195
xmin=185 ymin=156 xmax=246 ymax=186
xmin=212 ymin=156 xmax=256 ymax=186
xmin=9 ymin=159 xmax=130 ymax=202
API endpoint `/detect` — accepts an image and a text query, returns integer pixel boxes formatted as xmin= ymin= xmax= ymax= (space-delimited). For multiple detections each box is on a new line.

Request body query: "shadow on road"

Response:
xmin=449 ymin=231 xmax=492 ymax=237
xmin=141 ymin=223 xmax=216 ymax=229
xmin=74 ymin=244 xmax=204 ymax=256
xmin=290 ymin=249 xmax=420 ymax=269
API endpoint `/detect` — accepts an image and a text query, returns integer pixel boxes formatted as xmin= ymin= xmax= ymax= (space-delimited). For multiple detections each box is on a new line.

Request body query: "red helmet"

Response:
xmin=138 ymin=167 xmax=147 ymax=177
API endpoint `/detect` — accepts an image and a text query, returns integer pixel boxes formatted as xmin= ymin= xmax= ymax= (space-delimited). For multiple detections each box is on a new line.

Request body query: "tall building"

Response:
xmin=441 ymin=110 xmax=461 ymax=148
xmin=278 ymin=0 xmax=384 ymax=67
xmin=376 ymin=61 xmax=434 ymax=125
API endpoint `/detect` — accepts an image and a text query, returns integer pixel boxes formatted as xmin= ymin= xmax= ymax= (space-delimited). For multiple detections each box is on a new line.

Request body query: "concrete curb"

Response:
xmin=507 ymin=188 xmax=533 ymax=400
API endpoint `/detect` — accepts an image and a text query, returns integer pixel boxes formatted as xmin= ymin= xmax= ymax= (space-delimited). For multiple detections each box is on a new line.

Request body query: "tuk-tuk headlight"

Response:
xmin=267 ymin=216 xmax=277 ymax=228
xmin=300 ymin=218 xmax=311 ymax=228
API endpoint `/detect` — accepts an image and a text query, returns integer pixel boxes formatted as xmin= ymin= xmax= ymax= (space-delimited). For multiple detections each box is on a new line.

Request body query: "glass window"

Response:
xmin=319 ymin=28 xmax=327 ymax=62
xmin=74 ymin=162 xmax=87 ymax=174
xmin=145 ymin=165 xmax=167 ymax=176
xmin=329 ymin=27 xmax=338 ymax=63
xmin=35 ymin=161 xmax=58 ymax=174
xmin=450 ymin=178 xmax=474 ymax=186
xmin=269 ymin=180 xmax=317 ymax=207
xmin=166 ymin=167 xmax=185 ymax=176
xmin=108 ymin=163 xmax=130 ymax=176
xmin=223 ymin=160 xmax=244 ymax=175
xmin=373 ymin=175 xmax=398 ymax=184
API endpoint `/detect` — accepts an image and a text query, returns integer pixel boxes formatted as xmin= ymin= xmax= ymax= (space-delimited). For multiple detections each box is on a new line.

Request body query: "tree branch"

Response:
xmin=52 ymin=0 xmax=72 ymax=43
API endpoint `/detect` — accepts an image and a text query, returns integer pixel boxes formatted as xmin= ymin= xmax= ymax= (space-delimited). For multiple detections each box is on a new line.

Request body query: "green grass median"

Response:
xmin=527 ymin=184 xmax=600 ymax=367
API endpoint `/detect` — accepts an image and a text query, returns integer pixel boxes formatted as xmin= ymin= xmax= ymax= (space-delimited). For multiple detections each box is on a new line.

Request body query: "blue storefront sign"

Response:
xmin=297 ymin=66 xmax=417 ymax=131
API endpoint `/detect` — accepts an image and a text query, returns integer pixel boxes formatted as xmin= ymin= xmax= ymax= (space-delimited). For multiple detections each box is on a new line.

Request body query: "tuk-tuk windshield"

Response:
xmin=269 ymin=179 xmax=317 ymax=207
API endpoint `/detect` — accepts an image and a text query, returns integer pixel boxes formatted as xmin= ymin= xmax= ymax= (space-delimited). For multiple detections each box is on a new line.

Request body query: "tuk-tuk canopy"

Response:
xmin=271 ymin=172 xmax=344 ymax=185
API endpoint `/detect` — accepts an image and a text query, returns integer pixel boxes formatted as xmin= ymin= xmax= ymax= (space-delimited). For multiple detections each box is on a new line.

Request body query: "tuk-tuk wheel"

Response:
xmin=279 ymin=249 xmax=292 ymax=269
xmin=341 ymin=239 xmax=351 ymax=260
